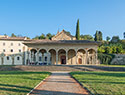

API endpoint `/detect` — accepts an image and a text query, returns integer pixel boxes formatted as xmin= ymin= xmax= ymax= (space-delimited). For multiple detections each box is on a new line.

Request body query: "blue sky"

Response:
xmin=0 ymin=0 xmax=124 ymax=39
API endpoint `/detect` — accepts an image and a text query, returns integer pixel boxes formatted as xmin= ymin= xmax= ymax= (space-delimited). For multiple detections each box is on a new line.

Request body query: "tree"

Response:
xmin=76 ymin=19 xmax=80 ymax=40
xmin=94 ymin=30 xmax=103 ymax=41
xmin=39 ymin=33 xmax=46 ymax=39
xmin=11 ymin=33 xmax=16 ymax=37
xmin=33 ymin=36 xmax=39 ymax=39
xmin=98 ymin=31 xmax=103 ymax=41
xmin=94 ymin=30 xmax=99 ymax=41
xmin=80 ymin=35 xmax=94 ymax=41
xmin=106 ymin=36 xmax=110 ymax=41
xmin=46 ymin=33 xmax=53 ymax=40
xmin=111 ymin=36 xmax=120 ymax=43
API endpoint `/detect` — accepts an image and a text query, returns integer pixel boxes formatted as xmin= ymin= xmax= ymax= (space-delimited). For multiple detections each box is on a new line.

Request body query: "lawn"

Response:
xmin=70 ymin=71 xmax=125 ymax=95
xmin=0 ymin=71 xmax=51 ymax=95
xmin=100 ymin=64 xmax=125 ymax=67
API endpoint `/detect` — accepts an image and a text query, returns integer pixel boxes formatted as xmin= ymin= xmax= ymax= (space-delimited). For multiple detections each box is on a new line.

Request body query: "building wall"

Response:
xmin=0 ymin=40 xmax=28 ymax=65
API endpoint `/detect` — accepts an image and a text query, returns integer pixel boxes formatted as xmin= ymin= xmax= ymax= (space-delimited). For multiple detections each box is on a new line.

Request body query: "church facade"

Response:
xmin=0 ymin=30 xmax=100 ymax=65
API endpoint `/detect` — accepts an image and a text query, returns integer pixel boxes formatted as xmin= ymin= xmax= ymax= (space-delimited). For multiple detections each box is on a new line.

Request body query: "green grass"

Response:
xmin=70 ymin=71 xmax=125 ymax=95
xmin=0 ymin=71 xmax=51 ymax=95
xmin=100 ymin=64 xmax=125 ymax=67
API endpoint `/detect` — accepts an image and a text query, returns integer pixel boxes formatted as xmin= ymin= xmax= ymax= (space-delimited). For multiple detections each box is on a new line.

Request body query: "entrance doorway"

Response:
xmin=78 ymin=58 xmax=82 ymax=64
xmin=61 ymin=56 xmax=66 ymax=64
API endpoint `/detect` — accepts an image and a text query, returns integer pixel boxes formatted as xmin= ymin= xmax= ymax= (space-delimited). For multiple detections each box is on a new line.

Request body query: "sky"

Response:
xmin=0 ymin=0 xmax=125 ymax=39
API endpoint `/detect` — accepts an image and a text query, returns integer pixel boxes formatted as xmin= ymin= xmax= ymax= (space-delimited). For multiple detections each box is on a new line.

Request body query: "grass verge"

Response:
xmin=0 ymin=71 xmax=51 ymax=95
xmin=100 ymin=64 xmax=125 ymax=67
xmin=70 ymin=71 xmax=125 ymax=95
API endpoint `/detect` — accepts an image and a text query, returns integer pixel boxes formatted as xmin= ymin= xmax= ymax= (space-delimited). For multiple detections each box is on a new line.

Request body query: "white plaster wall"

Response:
xmin=0 ymin=40 xmax=27 ymax=54
xmin=3 ymin=56 xmax=12 ymax=65
xmin=14 ymin=56 xmax=22 ymax=65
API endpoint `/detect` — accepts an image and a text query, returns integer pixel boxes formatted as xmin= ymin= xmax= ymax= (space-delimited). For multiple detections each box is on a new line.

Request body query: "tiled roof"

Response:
xmin=23 ymin=39 xmax=101 ymax=45
xmin=0 ymin=36 xmax=27 ymax=41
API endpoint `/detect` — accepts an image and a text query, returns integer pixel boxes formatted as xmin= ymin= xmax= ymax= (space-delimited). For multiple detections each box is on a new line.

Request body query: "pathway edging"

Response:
xmin=69 ymin=73 xmax=93 ymax=95
xmin=27 ymin=75 xmax=51 ymax=95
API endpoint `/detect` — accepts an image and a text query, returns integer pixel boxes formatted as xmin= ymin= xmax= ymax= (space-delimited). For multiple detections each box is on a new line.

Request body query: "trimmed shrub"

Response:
xmin=98 ymin=53 xmax=115 ymax=64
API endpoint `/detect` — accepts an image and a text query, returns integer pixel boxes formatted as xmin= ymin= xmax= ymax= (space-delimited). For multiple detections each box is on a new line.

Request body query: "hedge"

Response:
xmin=98 ymin=53 xmax=115 ymax=64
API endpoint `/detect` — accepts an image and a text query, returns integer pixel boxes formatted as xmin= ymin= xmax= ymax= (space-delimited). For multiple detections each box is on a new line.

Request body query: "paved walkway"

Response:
xmin=29 ymin=72 xmax=89 ymax=95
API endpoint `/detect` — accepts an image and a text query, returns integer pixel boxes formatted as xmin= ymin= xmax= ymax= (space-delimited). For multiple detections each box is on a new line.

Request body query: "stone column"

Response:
xmin=47 ymin=51 xmax=49 ymax=65
xmin=95 ymin=51 xmax=97 ymax=64
xmin=36 ymin=52 xmax=39 ymax=63
xmin=75 ymin=50 xmax=77 ymax=65
xmin=27 ymin=51 xmax=30 ymax=65
xmin=42 ymin=53 xmax=44 ymax=63
xmin=86 ymin=51 xmax=88 ymax=64
xmin=1 ymin=53 xmax=4 ymax=65
xmin=1 ymin=57 xmax=4 ymax=65
xmin=56 ymin=51 xmax=58 ymax=65
xmin=12 ymin=56 xmax=14 ymax=65
xmin=66 ymin=51 xmax=68 ymax=65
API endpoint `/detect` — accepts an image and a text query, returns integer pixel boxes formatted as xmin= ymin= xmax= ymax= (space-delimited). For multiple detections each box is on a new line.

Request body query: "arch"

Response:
xmin=87 ymin=49 xmax=96 ymax=64
xmin=14 ymin=55 xmax=22 ymax=65
xmin=68 ymin=49 xmax=76 ymax=65
xmin=4 ymin=56 xmax=12 ymax=65
xmin=77 ymin=49 xmax=86 ymax=64
xmin=88 ymin=49 xmax=96 ymax=54
xmin=49 ymin=49 xmax=56 ymax=65
xmin=58 ymin=49 xmax=66 ymax=65
xmin=30 ymin=49 xmax=37 ymax=63
xmin=39 ymin=49 xmax=47 ymax=54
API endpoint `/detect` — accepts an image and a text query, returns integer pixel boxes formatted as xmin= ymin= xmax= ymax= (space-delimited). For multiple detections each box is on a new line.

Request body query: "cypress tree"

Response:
xmin=76 ymin=19 xmax=80 ymax=40
xmin=98 ymin=31 xmax=103 ymax=41
xmin=94 ymin=30 xmax=99 ymax=41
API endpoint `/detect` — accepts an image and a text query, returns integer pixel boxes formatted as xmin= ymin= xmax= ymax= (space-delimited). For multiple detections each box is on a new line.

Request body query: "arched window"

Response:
xmin=17 ymin=57 xmax=20 ymax=60
xmin=39 ymin=56 xmax=42 ymax=61
xmin=45 ymin=57 xmax=47 ymax=61
xmin=7 ymin=56 xmax=9 ymax=60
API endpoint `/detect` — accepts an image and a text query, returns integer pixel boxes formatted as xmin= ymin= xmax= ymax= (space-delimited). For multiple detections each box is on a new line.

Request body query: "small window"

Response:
xmin=18 ymin=43 xmax=21 ymax=46
xmin=17 ymin=57 xmax=20 ymax=60
xmin=39 ymin=57 xmax=42 ymax=61
xmin=45 ymin=57 xmax=47 ymax=61
xmin=3 ymin=43 xmax=5 ymax=46
xmin=19 ymin=49 xmax=21 ymax=52
xmin=3 ymin=49 xmax=5 ymax=52
xmin=7 ymin=56 xmax=9 ymax=60
xmin=10 ymin=49 xmax=13 ymax=52
xmin=11 ymin=43 xmax=13 ymax=46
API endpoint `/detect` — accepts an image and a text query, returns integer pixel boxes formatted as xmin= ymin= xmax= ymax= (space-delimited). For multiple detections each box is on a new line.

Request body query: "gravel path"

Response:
xmin=29 ymin=72 xmax=89 ymax=95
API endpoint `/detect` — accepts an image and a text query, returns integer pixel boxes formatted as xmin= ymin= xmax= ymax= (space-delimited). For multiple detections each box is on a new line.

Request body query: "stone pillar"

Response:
xmin=12 ymin=56 xmax=14 ymax=65
xmin=1 ymin=57 xmax=4 ymax=65
xmin=66 ymin=51 xmax=68 ymax=65
xmin=56 ymin=51 xmax=58 ymax=65
xmin=27 ymin=51 xmax=29 ymax=65
xmin=86 ymin=51 xmax=88 ymax=64
xmin=42 ymin=53 xmax=44 ymax=63
xmin=1 ymin=53 xmax=4 ymax=65
xmin=36 ymin=52 xmax=39 ymax=63
xmin=75 ymin=51 xmax=77 ymax=65
xmin=47 ymin=51 xmax=49 ymax=65
xmin=95 ymin=51 xmax=97 ymax=64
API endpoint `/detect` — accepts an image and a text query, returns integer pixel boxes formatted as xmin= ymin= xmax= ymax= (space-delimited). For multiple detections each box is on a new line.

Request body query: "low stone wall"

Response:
xmin=111 ymin=54 xmax=125 ymax=65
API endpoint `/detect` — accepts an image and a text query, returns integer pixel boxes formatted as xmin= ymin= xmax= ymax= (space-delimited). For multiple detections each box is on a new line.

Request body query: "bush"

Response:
xmin=98 ymin=53 xmax=115 ymax=64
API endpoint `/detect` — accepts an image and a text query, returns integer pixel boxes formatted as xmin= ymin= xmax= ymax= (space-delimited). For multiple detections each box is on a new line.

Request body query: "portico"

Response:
xmin=24 ymin=40 xmax=99 ymax=65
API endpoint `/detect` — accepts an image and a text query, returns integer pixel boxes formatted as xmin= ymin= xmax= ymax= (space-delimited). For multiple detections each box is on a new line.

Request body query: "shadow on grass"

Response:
xmin=31 ymin=89 xmax=88 ymax=95
xmin=66 ymin=65 xmax=125 ymax=72
xmin=0 ymin=71 xmax=50 ymax=75
xmin=71 ymin=72 xmax=125 ymax=78
xmin=0 ymin=83 xmax=32 ymax=90
xmin=0 ymin=83 xmax=32 ymax=93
